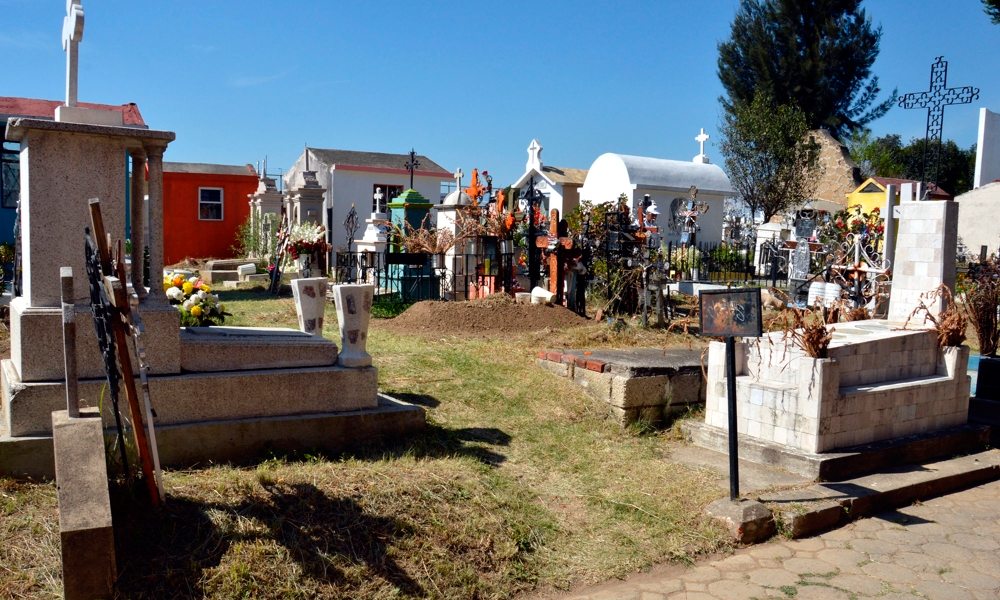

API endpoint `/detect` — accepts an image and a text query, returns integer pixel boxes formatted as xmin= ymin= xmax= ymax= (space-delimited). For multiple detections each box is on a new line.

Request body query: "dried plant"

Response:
xmin=769 ymin=289 xmax=833 ymax=358
xmin=903 ymin=284 xmax=967 ymax=348
xmin=389 ymin=216 xmax=456 ymax=254
xmin=455 ymin=206 xmax=516 ymax=241
xmin=843 ymin=305 xmax=871 ymax=322
xmin=962 ymin=255 xmax=1000 ymax=356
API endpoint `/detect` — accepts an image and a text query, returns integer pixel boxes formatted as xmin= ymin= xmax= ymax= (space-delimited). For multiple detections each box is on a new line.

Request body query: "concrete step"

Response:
xmin=757 ymin=449 xmax=1000 ymax=538
xmin=179 ymin=326 xmax=337 ymax=373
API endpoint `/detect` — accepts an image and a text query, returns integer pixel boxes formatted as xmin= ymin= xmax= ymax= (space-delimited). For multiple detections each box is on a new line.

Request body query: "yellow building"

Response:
xmin=844 ymin=177 xmax=953 ymax=214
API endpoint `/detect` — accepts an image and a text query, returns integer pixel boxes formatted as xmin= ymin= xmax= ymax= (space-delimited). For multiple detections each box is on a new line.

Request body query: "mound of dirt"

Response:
xmin=381 ymin=295 xmax=590 ymax=336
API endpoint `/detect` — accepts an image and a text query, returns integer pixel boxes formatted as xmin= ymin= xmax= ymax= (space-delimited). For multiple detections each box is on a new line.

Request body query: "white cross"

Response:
xmin=454 ymin=168 xmax=463 ymax=190
xmin=62 ymin=1 xmax=85 ymax=107
xmin=696 ymin=128 xmax=710 ymax=156
xmin=526 ymin=139 xmax=543 ymax=171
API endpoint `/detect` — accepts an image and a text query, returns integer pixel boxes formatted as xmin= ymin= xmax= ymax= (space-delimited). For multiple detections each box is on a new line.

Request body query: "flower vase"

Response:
xmin=333 ymin=284 xmax=374 ymax=368
xmin=291 ymin=277 xmax=329 ymax=336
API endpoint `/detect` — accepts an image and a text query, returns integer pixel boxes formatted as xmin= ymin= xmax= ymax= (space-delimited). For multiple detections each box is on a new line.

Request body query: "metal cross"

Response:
xmin=344 ymin=203 xmax=359 ymax=253
xmin=62 ymin=1 xmax=85 ymax=107
xmin=899 ymin=56 xmax=979 ymax=188
xmin=404 ymin=149 xmax=420 ymax=190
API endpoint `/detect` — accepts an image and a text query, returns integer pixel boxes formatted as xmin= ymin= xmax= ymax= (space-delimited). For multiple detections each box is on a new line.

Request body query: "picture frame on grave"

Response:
xmin=699 ymin=288 xmax=763 ymax=339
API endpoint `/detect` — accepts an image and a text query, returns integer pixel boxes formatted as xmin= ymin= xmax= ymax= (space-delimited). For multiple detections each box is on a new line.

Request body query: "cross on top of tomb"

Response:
xmin=693 ymin=129 xmax=710 ymax=164
xmin=899 ymin=56 xmax=979 ymax=187
xmin=404 ymin=149 xmax=420 ymax=190
xmin=454 ymin=168 xmax=463 ymax=190
xmin=62 ymin=1 xmax=85 ymax=107
xmin=527 ymin=139 xmax=543 ymax=171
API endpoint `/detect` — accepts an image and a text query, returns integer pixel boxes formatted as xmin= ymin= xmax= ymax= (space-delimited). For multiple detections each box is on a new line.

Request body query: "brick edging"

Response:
xmin=537 ymin=350 xmax=606 ymax=373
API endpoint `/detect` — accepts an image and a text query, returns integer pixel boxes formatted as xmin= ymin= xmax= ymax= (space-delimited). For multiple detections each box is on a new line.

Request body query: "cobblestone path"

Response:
xmin=552 ymin=479 xmax=1000 ymax=600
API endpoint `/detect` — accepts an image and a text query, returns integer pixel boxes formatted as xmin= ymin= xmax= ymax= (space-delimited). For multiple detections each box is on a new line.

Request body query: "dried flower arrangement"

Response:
xmin=903 ymin=284 xmax=967 ymax=348
xmin=389 ymin=216 xmax=456 ymax=254
xmin=962 ymin=256 xmax=1000 ymax=357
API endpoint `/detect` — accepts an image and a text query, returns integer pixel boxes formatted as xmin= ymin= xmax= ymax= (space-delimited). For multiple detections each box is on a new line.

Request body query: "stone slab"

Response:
xmin=200 ymin=270 xmax=240 ymax=283
xmin=11 ymin=298 xmax=181 ymax=382
xmin=179 ymin=326 xmax=337 ymax=372
xmin=683 ymin=419 xmax=990 ymax=480
xmin=51 ymin=408 xmax=115 ymax=600
xmin=558 ymin=347 xmax=703 ymax=377
xmin=3 ymin=359 xmax=378 ymax=437
xmin=0 ymin=395 xmax=424 ymax=480
xmin=205 ymin=259 xmax=254 ymax=271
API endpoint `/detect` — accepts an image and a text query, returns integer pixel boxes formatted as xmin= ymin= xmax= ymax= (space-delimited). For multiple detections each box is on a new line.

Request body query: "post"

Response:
xmin=60 ymin=267 xmax=79 ymax=418
xmin=883 ymin=184 xmax=896 ymax=272
xmin=129 ymin=148 xmax=147 ymax=298
xmin=143 ymin=143 xmax=166 ymax=301
xmin=725 ymin=335 xmax=740 ymax=501
xmin=981 ymin=246 xmax=988 ymax=262
xmin=528 ymin=195 xmax=539 ymax=291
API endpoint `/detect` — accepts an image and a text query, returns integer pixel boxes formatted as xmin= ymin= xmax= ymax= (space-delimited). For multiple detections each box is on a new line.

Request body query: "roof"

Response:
xmin=853 ymin=177 xmax=952 ymax=200
xmin=441 ymin=189 xmax=474 ymax=207
xmin=541 ymin=165 xmax=588 ymax=185
xmin=307 ymin=148 xmax=449 ymax=175
xmin=163 ymin=162 xmax=257 ymax=176
xmin=582 ymin=153 xmax=734 ymax=197
xmin=0 ymin=96 xmax=146 ymax=128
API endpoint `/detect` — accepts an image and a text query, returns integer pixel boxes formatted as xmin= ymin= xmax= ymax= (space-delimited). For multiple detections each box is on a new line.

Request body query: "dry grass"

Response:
xmin=2 ymin=287 xmax=729 ymax=599
xmin=0 ymin=479 xmax=61 ymax=599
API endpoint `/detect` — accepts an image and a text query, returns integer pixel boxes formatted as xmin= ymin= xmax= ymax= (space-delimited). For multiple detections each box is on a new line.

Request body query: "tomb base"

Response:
xmin=1 ymin=358 xmax=377 ymax=437
xmin=0 ymin=394 xmax=425 ymax=480
xmin=11 ymin=297 xmax=181 ymax=382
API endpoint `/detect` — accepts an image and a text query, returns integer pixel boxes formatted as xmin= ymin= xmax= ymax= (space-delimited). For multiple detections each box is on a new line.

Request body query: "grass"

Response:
xmin=1 ymin=286 xmax=729 ymax=599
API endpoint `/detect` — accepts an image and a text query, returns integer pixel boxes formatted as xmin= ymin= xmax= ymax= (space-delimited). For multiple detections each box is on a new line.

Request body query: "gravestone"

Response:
xmin=887 ymin=199 xmax=958 ymax=322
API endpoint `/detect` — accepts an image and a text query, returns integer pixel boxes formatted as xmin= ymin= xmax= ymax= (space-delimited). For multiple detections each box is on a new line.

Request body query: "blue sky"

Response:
xmin=2 ymin=0 xmax=998 ymax=187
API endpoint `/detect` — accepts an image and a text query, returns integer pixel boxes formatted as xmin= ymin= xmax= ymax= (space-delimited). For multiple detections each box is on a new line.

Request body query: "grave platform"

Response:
xmin=536 ymin=347 xmax=704 ymax=426
xmin=0 ymin=394 xmax=425 ymax=480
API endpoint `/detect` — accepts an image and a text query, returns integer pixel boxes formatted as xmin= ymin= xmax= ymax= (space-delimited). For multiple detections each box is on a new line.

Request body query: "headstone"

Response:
xmin=790 ymin=241 xmax=810 ymax=281
xmin=975 ymin=108 xmax=1000 ymax=189
xmin=887 ymin=200 xmax=958 ymax=321
xmin=794 ymin=218 xmax=815 ymax=240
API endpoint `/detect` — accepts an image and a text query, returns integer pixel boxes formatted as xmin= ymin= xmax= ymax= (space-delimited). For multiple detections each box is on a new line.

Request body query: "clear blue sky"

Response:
xmin=3 ymin=0 xmax=998 ymax=187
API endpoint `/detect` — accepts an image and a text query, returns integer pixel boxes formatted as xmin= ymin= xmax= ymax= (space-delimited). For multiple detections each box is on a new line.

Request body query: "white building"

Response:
xmin=577 ymin=136 xmax=735 ymax=246
xmin=284 ymin=148 xmax=453 ymax=251
xmin=510 ymin=139 xmax=588 ymax=218
xmin=957 ymin=181 xmax=1000 ymax=257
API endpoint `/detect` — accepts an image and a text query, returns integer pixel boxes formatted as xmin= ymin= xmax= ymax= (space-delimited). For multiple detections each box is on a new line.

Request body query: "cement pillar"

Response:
xmin=144 ymin=143 xmax=166 ymax=302
xmin=129 ymin=148 xmax=147 ymax=299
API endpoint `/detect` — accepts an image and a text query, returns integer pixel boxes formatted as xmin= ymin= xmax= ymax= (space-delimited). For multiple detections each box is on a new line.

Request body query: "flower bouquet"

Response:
xmin=285 ymin=222 xmax=331 ymax=261
xmin=163 ymin=275 xmax=230 ymax=326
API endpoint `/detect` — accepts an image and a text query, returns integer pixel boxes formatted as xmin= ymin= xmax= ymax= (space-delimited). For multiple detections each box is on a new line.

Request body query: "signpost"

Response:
xmin=698 ymin=288 xmax=763 ymax=501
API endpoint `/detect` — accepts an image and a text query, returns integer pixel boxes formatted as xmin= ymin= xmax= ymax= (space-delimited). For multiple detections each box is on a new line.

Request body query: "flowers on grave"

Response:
xmin=670 ymin=245 xmax=703 ymax=272
xmin=162 ymin=275 xmax=230 ymax=327
xmin=285 ymin=222 xmax=331 ymax=261
xmin=817 ymin=205 xmax=883 ymax=249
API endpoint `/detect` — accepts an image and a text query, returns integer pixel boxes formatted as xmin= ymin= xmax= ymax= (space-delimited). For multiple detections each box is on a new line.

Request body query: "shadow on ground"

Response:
xmin=112 ymin=482 xmax=424 ymax=598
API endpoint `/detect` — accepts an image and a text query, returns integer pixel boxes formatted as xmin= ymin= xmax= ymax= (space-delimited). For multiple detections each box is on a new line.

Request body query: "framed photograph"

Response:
xmin=699 ymin=288 xmax=763 ymax=338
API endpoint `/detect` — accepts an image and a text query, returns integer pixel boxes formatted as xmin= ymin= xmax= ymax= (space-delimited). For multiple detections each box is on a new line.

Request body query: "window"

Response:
xmin=1 ymin=143 xmax=19 ymax=210
xmin=372 ymin=184 xmax=403 ymax=214
xmin=199 ymin=188 xmax=223 ymax=220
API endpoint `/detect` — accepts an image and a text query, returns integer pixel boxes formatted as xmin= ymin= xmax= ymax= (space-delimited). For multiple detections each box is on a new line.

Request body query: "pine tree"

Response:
xmin=718 ymin=0 xmax=896 ymax=138
xmin=985 ymin=0 xmax=1000 ymax=24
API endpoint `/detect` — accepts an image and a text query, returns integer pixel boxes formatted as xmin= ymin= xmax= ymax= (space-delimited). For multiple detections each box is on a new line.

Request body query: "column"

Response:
xmin=129 ymin=148 xmax=147 ymax=300
xmin=143 ymin=143 xmax=166 ymax=302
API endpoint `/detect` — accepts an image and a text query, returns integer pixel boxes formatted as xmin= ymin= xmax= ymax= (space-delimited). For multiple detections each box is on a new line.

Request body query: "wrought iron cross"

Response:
xmin=343 ymin=203 xmax=359 ymax=253
xmin=898 ymin=56 xmax=979 ymax=188
xmin=404 ymin=149 xmax=420 ymax=190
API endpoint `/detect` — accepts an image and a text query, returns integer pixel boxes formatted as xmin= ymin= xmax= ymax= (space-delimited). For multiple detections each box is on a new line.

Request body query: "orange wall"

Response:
xmin=163 ymin=172 xmax=257 ymax=265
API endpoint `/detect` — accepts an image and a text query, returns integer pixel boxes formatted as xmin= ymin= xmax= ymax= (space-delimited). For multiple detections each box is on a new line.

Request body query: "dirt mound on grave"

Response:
xmin=381 ymin=294 xmax=590 ymax=336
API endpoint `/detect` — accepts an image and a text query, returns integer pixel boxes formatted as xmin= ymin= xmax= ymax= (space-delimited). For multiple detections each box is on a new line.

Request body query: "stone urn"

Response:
xmin=291 ymin=277 xmax=329 ymax=336
xmin=333 ymin=284 xmax=374 ymax=368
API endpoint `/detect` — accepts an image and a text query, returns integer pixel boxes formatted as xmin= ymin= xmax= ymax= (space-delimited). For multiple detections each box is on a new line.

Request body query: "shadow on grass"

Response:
xmin=112 ymin=482 xmax=424 ymax=598
xmin=389 ymin=392 xmax=441 ymax=408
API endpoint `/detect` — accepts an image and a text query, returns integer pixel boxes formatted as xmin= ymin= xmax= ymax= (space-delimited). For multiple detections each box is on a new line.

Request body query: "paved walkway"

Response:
xmin=553 ymin=479 xmax=1000 ymax=600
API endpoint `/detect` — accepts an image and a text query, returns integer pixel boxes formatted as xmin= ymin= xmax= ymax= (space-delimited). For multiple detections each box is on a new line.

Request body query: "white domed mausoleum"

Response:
xmin=578 ymin=144 xmax=735 ymax=246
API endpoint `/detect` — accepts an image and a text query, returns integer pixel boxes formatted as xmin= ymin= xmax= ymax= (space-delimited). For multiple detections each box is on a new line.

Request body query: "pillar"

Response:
xmin=144 ymin=143 xmax=166 ymax=302
xmin=129 ymin=148 xmax=147 ymax=299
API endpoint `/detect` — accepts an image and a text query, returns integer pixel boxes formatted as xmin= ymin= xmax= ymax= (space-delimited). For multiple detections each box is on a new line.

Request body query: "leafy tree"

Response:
xmin=985 ymin=0 xmax=1000 ymax=24
xmin=845 ymin=128 xmax=904 ymax=179
xmin=718 ymin=92 xmax=822 ymax=225
xmin=718 ymin=0 xmax=896 ymax=138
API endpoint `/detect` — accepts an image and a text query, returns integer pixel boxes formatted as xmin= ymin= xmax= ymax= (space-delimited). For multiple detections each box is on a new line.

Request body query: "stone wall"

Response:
xmin=810 ymin=129 xmax=861 ymax=208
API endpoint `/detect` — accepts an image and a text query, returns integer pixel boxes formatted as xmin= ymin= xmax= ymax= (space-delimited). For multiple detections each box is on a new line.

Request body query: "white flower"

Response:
xmin=188 ymin=276 xmax=199 ymax=284
xmin=182 ymin=299 xmax=194 ymax=311
xmin=197 ymin=290 xmax=208 ymax=300
xmin=166 ymin=287 xmax=184 ymax=302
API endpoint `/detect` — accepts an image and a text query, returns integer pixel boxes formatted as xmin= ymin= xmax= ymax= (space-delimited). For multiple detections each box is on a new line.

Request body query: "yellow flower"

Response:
xmin=163 ymin=281 xmax=171 ymax=291
xmin=182 ymin=282 xmax=194 ymax=295
xmin=200 ymin=284 xmax=211 ymax=293
xmin=219 ymin=303 xmax=226 ymax=313
xmin=190 ymin=305 xmax=203 ymax=317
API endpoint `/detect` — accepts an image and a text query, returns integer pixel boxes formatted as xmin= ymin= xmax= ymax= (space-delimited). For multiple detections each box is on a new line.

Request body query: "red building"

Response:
xmin=163 ymin=162 xmax=258 ymax=265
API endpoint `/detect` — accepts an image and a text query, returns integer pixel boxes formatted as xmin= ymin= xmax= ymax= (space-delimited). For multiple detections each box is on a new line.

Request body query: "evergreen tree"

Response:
xmin=871 ymin=135 xmax=977 ymax=196
xmin=718 ymin=0 xmax=896 ymax=139
xmin=986 ymin=0 xmax=1000 ymax=24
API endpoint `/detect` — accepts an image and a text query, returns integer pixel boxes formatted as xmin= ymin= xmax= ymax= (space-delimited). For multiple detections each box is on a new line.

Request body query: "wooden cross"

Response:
xmin=535 ymin=208 xmax=575 ymax=303
xmin=404 ymin=149 xmax=420 ymax=190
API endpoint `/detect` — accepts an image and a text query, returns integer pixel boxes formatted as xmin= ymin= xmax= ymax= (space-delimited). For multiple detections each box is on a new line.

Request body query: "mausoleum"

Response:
xmin=509 ymin=139 xmax=588 ymax=217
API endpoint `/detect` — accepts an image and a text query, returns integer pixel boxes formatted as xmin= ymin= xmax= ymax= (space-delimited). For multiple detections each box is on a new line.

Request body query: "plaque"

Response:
xmin=699 ymin=288 xmax=763 ymax=338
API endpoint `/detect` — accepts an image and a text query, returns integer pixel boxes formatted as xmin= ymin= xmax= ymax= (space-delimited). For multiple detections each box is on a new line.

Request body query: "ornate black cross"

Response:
xmin=898 ymin=56 xmax=979 ymax=188
xmin=404 ymin=148 xmax=420 ymax=190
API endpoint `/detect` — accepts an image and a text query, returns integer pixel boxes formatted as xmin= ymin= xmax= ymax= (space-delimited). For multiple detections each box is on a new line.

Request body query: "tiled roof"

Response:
xmin=541 ymin=165 xmax=588 ymax=185
xmin=0 ymin=96 xmax=146 ymax=127
xmin=164 ymin=162 xmax=257 ymax=176
xmin=307 ymin=148 xmax=449 ymax=174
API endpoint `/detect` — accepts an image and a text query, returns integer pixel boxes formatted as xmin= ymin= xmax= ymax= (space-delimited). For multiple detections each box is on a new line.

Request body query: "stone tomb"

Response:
xmin=702 ymin=321 xmax=971 ymax=456
xmin=537 ymin=347 xmax=704 ymax=426
xmin=0 ymin=118 xmax=423 ymax=479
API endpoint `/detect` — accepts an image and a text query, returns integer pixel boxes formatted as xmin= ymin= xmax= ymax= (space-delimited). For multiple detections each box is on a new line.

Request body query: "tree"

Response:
xmin=985 ymin=0 xmax=1000 ymax=24
xmin=718 ymin=92 xmax=822 ymax=225
xmin=845 ymin=128 xmax=904 ymax=179
xmin=718 ymin=0 xmax=896 ymax=139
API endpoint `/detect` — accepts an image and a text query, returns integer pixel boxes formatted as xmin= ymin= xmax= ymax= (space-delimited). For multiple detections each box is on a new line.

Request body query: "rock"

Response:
xmin=705 ymin=498 xmax=776 ymax=544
